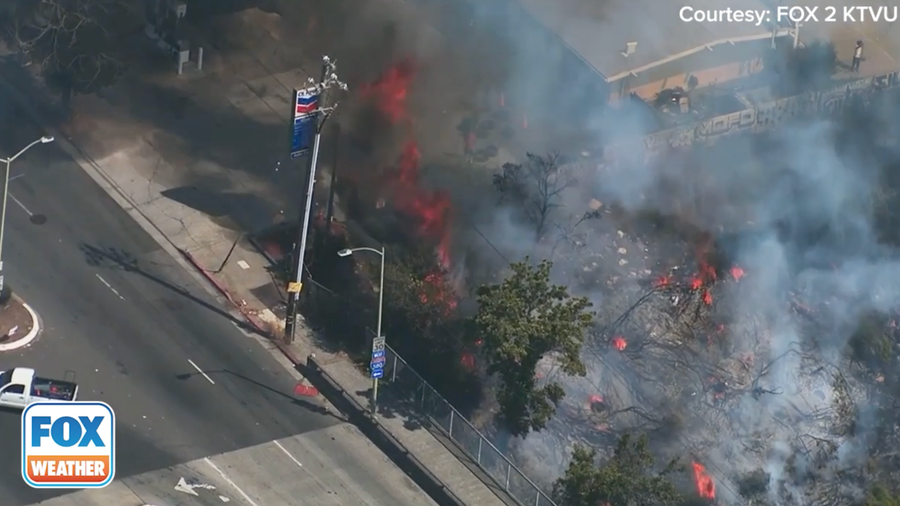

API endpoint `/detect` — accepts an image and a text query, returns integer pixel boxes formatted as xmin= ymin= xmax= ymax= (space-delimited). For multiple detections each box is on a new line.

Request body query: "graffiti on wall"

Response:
xmin=605 ymin=70 xmax=900 ymax=163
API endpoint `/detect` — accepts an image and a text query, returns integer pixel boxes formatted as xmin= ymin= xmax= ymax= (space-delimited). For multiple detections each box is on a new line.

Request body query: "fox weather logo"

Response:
xmin=22 ymin=402 xmax=116 ymax=488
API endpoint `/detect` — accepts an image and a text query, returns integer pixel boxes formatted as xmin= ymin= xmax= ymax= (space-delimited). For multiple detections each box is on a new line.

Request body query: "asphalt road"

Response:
xmin=0 ymin=98 xmax=341 ymax=505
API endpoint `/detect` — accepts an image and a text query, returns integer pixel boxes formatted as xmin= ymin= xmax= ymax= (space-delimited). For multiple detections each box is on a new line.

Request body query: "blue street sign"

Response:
xmin=371 ymin=350 xmax=385 ymax=360
xmin=371 ymin=355 xmax=386 ymax=365
xmin=290 ymin=87 xmax=319 ymax=158
xmin=372 ymin=368 xmax=384 ymax=379
xmin=370 ymin=361 xmax=384 ymax=370
xmin=290 ymin=114 xmax=315 ymax=158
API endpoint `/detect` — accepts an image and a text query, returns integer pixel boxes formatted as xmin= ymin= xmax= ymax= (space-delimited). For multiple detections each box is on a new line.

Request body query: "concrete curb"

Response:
xmin=305 ymin=356 xmax=467 ymax=506
xmin=0 ymin=296 xmax=41 ymax=351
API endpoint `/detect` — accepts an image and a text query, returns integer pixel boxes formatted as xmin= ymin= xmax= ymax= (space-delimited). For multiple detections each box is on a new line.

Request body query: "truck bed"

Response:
xmin=31 ymin=376 xmax=78 ymax=401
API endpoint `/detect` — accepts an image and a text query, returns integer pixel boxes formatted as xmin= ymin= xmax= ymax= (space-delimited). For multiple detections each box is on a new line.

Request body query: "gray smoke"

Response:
xmin=411 ymin=1 xmax=900 ymax=504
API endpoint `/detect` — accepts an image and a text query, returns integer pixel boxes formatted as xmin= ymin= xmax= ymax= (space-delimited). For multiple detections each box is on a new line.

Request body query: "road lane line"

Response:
xmin=9 ymin=193 xmax=32 ymax=216
xmin=204 ymin=457 xmax=260 ymax=506
xmin=95 ymin=273 xmax=126 ymax=301
xmin=188 ymin=359 xmax=216 ymax=384
xmin=272 ymin=440 xmax=303 ymax=468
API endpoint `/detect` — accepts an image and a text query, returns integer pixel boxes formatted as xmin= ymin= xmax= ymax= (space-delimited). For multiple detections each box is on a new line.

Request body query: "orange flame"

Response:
xmin=588 ymin=394 xmax=604 ymax=404
xmin=611 ymin=336 xmax=627 ymax=351
xmin=702 ymin=290 xmax=712 ymax=305
xmin=690 ymin=276 xmax=703 ymax=290
xmin=460 ymin=352 xmax=475 ymax=370
xmin=692 ymin=462 xmax=715 ymax=499
xmin=653 ymin=275 xmax=672 ymax=288
xmin=359 ymin=57 xmax=416 ymax=123
xmin=730 ymin=266 xmax=745 ymax=281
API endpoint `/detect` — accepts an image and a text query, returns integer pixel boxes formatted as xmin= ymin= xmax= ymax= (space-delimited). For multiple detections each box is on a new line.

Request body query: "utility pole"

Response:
xmin=284 ymin=56 xmax=347 ymax=344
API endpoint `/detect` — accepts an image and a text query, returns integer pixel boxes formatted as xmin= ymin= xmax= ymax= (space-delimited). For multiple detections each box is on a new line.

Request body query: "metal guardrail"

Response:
xmin=379 ymin=342 xmax=557 ymax=506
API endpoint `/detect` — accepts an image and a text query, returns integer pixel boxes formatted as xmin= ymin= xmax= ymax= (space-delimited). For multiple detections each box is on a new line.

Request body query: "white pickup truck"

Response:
xmin=0 ymin=368 xmax=78 ymax=409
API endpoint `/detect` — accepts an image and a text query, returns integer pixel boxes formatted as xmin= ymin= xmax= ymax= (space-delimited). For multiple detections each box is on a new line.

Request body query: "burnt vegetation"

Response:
xmin=299 ymin=39 xmax=900 ymax=506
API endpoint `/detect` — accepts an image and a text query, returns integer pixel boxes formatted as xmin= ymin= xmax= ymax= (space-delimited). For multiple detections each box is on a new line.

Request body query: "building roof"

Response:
xmin=514 ymin=0 xmax=793 ymax=82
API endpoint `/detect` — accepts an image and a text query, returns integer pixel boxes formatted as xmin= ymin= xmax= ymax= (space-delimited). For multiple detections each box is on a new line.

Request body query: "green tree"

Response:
xmin=553 ymin=433 xmax=684 ymax=506
xmin=472 ymin=258 xmax=593 ymax=435
xmin=865 ymin=483 xmax=900 ymax=506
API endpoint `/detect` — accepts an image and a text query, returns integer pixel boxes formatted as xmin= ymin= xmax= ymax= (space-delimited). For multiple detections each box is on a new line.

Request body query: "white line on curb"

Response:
xmin=95 ymin=274 xmax=126 ymax=301
xmin=188 ymin=359 xmax=215 ymax=384
xmin=273 ymin=440 xmax=303 ymax=468
xmin=0 ymin=301 xmax=41 ymax=351
xmin=204 ymin=457 xmax=260 ymax=506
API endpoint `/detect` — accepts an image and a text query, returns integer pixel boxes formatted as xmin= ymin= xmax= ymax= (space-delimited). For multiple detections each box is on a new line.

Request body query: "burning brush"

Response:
xmin=361 ymin=59 xmax=460 ymax=315
xmin=692 ymin=461 xmax=716 ymax=501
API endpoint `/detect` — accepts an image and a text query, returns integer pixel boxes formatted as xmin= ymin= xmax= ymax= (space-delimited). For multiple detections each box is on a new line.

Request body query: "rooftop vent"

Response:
xmin=622 ymin=41 xmax=637 ymax=57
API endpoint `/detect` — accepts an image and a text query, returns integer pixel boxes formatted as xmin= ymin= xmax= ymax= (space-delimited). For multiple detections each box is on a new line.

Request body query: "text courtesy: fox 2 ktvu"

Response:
xmin=21 ymin=402 xmax=116 ymax=488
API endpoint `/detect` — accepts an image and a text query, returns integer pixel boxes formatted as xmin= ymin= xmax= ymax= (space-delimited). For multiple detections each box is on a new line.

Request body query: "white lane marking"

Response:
xmin=272 ymin=440 xmax=303 ymax=468
xmin=204 ymin=457 xmax=261 ymax=506
xmin=95 ymin=273 xmax=126 ymax=301
xmin=9 ymin=193 xmax=32 ymax=216
xmin=188 ymin=359 xmax=216 ymax=384
xmin=9 ymin=174 xmax=24 ymax=182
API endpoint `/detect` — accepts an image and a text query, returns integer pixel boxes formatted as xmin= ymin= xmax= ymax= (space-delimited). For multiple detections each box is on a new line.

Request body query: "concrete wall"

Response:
xmin=610 ymin=38 xmax=778 ymax=102
xmin=601 ymin=69 xmax=900 ymax=166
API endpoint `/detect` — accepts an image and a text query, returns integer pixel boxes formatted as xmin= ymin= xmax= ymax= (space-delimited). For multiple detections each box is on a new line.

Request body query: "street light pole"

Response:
xmin=337 ymin=246 xmax=385 ymax=414
xmin=0 ymin=136 xmax=55 ymax=299
xmin=283 ymin=56 xmax=347 ymax=344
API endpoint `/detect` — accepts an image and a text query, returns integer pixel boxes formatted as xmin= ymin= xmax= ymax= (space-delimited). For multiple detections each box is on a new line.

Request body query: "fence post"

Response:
xmin=505 ymin=462 xmax=511 ymax=490
xmin=448 ymin=410 xmax=454 ymax=437
xmin=477 ymin=437 xmax=482 ymax=463
xmin=391 ymin=355 xmax=398 ymax=382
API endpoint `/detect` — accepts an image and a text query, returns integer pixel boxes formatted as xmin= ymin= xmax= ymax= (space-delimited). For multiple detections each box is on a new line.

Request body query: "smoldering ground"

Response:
xmin=334 ymin=0 xmax=900 ymax=503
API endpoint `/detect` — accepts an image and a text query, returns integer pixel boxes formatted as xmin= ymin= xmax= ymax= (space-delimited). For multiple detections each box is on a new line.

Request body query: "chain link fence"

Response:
xmin=379 ymin=342 xmax=556 ymax=506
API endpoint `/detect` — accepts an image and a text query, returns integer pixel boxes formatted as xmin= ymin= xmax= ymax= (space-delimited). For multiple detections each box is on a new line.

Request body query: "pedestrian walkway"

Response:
xmin=30 ymin=425 xmax=438 ymax=506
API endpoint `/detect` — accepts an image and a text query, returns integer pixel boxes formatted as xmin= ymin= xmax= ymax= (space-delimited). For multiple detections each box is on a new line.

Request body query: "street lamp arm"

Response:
xmin=0 ymin=135 xmax=54 ymax=296
xmin=338 ymin=246 xmax=384 ymax=257
xmin=351 ymin=247 xmax=384 ymax=256
xmin=1 ymin=136 xmax=54 ymax=164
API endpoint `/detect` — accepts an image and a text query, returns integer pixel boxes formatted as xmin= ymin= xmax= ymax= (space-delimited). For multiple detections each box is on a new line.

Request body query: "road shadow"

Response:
xmin=175 ymin=367 xmax=344 ymax=422
xmin=0 ymin=409 xmax=199 ymax=506
xmin=78 ymin=243 xmax=264 ymax=337
xmin=161 ymin=185 xmax=278 ymax=233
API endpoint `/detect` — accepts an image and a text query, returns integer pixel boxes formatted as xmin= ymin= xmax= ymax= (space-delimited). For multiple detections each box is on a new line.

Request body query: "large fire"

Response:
xmin=359 ymin=57 xmax=417 ymax=124
xmin=692 ymin=461 xmax=716 ymax=500
xmin=362 ymin=59 xmax=457 ymax=312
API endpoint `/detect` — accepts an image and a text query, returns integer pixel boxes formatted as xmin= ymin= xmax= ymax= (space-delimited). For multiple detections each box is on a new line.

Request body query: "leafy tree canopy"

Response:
xmin=864 ymin=483 xmax=900 ymax=506
xmin=472 ymin=258 xmax=594 ymax=435
xmin=553 ymin=433 xmax=684 ymax=506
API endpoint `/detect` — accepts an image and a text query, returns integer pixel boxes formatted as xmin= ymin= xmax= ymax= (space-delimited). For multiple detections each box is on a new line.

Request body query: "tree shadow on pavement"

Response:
xmin=176 ymin=367 xmax=345 ymax=422
xmin=78 ymin=243 xmax=264 ymax=337
xmin=161 ymin=184 xmax=278 ymax=234
xmin=355 ymin=384 xmax=427 ymax=431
